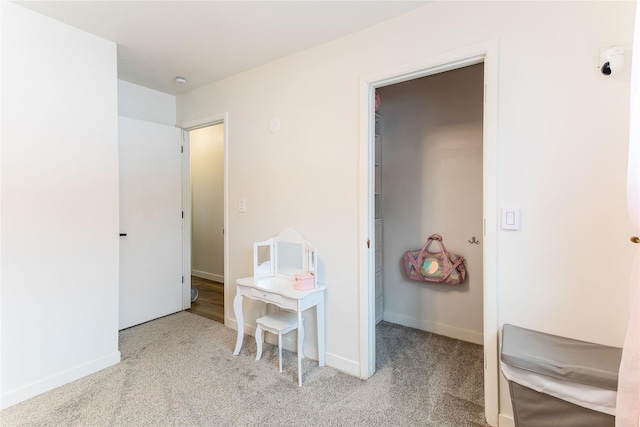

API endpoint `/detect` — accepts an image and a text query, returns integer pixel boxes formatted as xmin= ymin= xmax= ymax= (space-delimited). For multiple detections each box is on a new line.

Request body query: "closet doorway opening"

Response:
xmin=375 ymin=64 xmax=484 ymax=337
xmin=181 ymin=114 xmax=229 ymax=325
xmin=358 ymin=41 xmax=499 ymax=425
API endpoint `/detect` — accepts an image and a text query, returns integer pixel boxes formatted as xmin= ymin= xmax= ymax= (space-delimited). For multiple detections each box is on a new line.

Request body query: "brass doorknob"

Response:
xmin=632 ymin=236 xmax=640 ymax=244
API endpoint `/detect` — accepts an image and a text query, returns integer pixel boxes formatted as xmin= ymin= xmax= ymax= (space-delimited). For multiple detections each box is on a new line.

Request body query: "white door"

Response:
xmin=119 ymin=116 xmax=183 ymax=330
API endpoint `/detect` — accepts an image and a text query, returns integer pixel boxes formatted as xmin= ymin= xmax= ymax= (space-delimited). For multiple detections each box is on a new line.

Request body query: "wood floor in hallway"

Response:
xmin=188 ymin=276 xmax=224 ymax=323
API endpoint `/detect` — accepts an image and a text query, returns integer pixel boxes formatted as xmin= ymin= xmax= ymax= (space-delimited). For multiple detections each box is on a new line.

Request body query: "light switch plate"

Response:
xmin=501 ymin=207 xmax=520 ymax=230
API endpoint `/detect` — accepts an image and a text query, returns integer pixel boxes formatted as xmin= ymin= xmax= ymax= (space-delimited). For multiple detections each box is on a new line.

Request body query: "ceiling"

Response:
xmin=14 ymin=1 xmax=428 ymax=95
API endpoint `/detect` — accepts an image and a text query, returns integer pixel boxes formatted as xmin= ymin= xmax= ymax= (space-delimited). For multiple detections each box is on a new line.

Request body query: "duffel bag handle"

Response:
xmin=418 ymin=234 xmax=454 ymax=272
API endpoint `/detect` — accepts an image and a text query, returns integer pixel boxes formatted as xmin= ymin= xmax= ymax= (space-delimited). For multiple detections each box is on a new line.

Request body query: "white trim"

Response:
xmin=382 ymin=313 xmax=484 ymax=345
xmin=178 ymin=114 xmax=224 ymax=131
xmin=235 ymin=319 xmax=354 ymax=373
xmin=0 ymin=351 xmax=121 ymax=410
xmin=358 ymin=77 xmax=377 ymax=379
xmin=358 ymin=40 xmax=500 ymax=427
xmin=324 ymin=353 xmax=360 ymax=377
xmin=179 ymin=112 xmax=229 ymax=327
xmin=181 ymin=130 xmax=192 ymax=310
xmin=192 ymin=270 xmax=224 ymax=283
xmin=482 ymin=40 xmax=500 ymax=427
xmin=499 ymin=414 xmax=516 ymax=427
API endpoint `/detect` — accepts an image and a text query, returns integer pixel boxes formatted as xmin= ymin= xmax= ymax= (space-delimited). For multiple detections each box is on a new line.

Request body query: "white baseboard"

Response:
xmin=1 ymin=351 xmax=121 ymax=410
xmin=498 ymin=413 xmax=515 ymax=427
xmin=235 ymin=322 xmax=321 ymax=362
xmin=268 ymin=333 xmax=359 ymax=376
xmin=228 ymin=313 xmax=479 ymax=377
xmin=191 ymin=270 xmax=223 ymax=283
xmin=324 ymin=352 xmax=360 ymax=376
xmin=382 ymin=312 xmax=483 ymax=345
xmin=226 ymin=318 xmax=359 ymax=376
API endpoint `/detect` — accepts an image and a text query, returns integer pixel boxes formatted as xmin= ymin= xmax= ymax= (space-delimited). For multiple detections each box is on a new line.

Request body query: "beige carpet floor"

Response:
xmin=1 ymin=312 xmax=489 ymax=426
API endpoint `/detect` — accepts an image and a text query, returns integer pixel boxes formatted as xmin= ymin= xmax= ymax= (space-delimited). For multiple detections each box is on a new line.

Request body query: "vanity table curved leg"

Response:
xmin=233 ymin=293 xmax=244 ymax=355
xmin=255 ymin=324 xmax=264 ymax=361
xmin=297 ymin=311 xmax=305 ymax=387
xmin=317 ymin=300 xmax=325 ymax=366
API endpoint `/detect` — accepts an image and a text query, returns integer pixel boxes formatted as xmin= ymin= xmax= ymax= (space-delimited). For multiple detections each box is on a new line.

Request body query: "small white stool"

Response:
xmin=255 ymin=311 xmax=304 ymax=381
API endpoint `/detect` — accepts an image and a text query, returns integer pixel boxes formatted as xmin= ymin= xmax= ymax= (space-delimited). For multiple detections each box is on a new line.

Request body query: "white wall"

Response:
xmin=378 ymin=64 xmax=484 ymax=344
xmin=191 ymin=124 xmax=225 ymax=282
xmin=177 ymin=1 xmax=634 ymax=422
xmin=0 ymin=2 xmax=120 ymax=409
xmin=118 ymin=80 xmax=176 ymax=126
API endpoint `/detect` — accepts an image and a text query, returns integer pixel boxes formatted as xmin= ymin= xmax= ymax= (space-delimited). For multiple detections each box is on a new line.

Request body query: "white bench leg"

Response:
xmin=297 ymin=318 xmax=305 ymax=387
xmin=278 ymin=333 xmax=283 ymax=372
xmin=255 ymin=324 xmax=264 ymax=361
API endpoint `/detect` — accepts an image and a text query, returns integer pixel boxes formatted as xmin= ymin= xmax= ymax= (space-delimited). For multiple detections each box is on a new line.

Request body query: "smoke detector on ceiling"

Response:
xmin=175 ymin=76 xmax=187 ymax=84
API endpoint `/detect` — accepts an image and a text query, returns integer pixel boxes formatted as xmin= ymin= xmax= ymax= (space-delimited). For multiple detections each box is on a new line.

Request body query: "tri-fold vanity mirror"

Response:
xmin=253 ymin=228 xmax=317 ymax=285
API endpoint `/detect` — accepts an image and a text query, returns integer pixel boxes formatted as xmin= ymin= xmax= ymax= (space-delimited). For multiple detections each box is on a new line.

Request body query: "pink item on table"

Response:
xmin=294 ymin=273 xmax=315 ymax=290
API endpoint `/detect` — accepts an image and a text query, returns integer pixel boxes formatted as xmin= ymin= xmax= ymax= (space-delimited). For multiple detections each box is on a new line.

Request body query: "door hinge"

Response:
xmin=181 ymin=145 xmax=184 ymax=153
xmin=181 ymin=211 xmax=184 ymax=219
xmin=367 ymin=239 xmax=371 ymax=249
xmin=182 ymin=275 xmax=184 ymax=284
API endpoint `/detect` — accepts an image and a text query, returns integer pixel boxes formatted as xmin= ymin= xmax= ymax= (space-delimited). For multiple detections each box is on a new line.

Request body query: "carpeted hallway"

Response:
xmin=0 ymin=312 xmax=489 ymax=426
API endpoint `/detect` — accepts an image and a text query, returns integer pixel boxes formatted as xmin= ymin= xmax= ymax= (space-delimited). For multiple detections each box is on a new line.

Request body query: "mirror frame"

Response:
xmin=253 ymin=238 xmax=274 ymax=278
xmin=252 ymin=228 xmax=317 ymax=283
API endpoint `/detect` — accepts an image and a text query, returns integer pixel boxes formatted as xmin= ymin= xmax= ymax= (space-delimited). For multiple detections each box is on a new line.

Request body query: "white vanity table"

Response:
xmin=233 ymin=228 xmax=326 ymax=386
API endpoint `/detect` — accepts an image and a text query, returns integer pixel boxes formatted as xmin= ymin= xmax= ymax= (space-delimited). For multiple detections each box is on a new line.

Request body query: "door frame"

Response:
xmin=179 ymin=112 xmax=229 ymax=324
xmin=357 ymin=40 xmax=499 ymax=425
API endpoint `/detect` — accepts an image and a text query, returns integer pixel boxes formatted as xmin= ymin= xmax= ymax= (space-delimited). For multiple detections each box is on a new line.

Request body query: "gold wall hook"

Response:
xmin=632 ymin=236 xmax=640 ymax=244
xmin=468 ymin=237 xmax=480 ymax=244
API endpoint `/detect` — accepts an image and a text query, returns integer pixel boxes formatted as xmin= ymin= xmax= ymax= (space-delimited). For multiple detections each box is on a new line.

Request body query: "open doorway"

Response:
xmin=358 ymin=41 xmax=499 ymax=425
xmin=375 ymin=64 xmax=484 ymax=341
xmin=187 ymin=123 xmax=225 ymax=322
xmin=373 ymin=63 xmax=486 ymax=421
